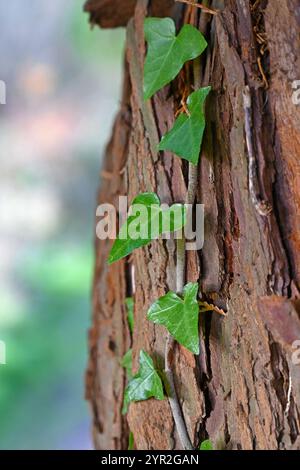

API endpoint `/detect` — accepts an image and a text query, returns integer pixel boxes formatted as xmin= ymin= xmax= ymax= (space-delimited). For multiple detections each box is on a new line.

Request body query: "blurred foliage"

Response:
xmin=0 ymin=245 xmax=93 ymax=449
xmin=69 ymin=5 xmax=125 ymax=64
xmin=0 ymin=0 xmax=125 ymax=450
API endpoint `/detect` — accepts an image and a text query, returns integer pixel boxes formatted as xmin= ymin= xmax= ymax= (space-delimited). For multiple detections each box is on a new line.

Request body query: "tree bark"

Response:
xmin=85 ymin=0 xmax=300 ymax=450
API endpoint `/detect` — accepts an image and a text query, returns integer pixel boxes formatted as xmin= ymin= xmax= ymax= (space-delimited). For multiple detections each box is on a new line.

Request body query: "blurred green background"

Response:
xmin=0 ymin=0 xmax=125 ymax=449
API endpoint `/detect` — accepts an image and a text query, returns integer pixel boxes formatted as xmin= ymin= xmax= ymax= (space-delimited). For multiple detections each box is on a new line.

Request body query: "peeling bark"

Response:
xmin=86 ymin=0 xmax=300 ymax=450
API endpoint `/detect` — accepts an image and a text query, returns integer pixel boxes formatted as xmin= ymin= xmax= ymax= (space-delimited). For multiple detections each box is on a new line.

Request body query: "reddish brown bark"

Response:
xmin=86 ymin=0 xmax=300 ymax=450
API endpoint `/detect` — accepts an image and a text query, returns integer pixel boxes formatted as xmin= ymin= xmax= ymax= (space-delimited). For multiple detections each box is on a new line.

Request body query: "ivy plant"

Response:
xmin=121 ymin=298 xmax=134 ymax=413
xmin=121 ymin=349 xmax=133 ymax=381
xmin=147 ymin=282 xmax=200 ymax=354
xmin=125 ymin=297 xmax=134 ymax=334
xmin=108 ymin=192 xmax=186 ymax=264
xmin=108 ymin=10 xmax=221 ymax=451
xmin=128 ymin=432 xmax=135 ymax=451
xmin=159 ymin=87 xmax=211 ymax=164
xmin=123 ymin=350 xmax=164 ymax=412
xmin=144 ymin=17 xmax=207 ymax=100
xmin=199 ymin=439 xmax=214 ymax=450
xmin=121 ymin=348 xmax=133 ymax=414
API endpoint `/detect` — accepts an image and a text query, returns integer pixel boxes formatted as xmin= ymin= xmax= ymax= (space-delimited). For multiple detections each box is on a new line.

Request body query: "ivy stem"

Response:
xmin=176 ymin=237 xmax=186 ymax=293
xmin=164 ymin=168 xmax=199 ymax=451
xmin=165 ymin=334 xmax=193 ymax=450
xmin=175 ymin=0 xmax=218 ymax=15
xmin=186 ymin=164 xmax=199 ymax=206
xmin=164 ymin=0 xmax=210 ymax=450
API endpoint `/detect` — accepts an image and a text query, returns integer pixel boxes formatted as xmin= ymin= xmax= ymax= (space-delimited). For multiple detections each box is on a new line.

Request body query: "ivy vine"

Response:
xmin=108 ymin=6 xmax=225 ymax=450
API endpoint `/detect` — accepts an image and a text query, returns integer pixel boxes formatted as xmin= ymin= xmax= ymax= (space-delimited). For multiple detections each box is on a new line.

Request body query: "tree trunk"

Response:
xmin=85 ymin=0 xmax=300 ymax=450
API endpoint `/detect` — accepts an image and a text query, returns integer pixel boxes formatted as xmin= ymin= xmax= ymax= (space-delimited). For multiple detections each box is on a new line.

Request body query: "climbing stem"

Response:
xmin=175 ymin=0 xmax=218 ymax=15
xmin=164 ymin=235 xmax=192 ymax=450
xmin=165 ymin=332 xmax=193 ymax=450
xmin=164 ymin=0 xmax=212 ymax=450
xmin=164 ymin=162 xmax=199 ymax=450
xmin=176 ymin=237 xmax=186 ymax=293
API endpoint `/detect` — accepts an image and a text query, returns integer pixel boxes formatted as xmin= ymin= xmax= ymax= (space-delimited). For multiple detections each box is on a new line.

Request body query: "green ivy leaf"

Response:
xmin=199 ymin=439 xmax=214 ymax=450
xmin=122 ymin=397 xmax=129 ymax=415
xmin=121 ymin=349 xmax=133 ymax=380
xmin=125 ymin=297 xmax=134 ymax=334
xmin=144 ymin=17 xmax=207 ymax=100
xmin=108 ymin=192 xmax=186 ymax=265
xmin=128 ymin=431 xmax=135 ymax=451
xmin=124 ymin=350 xmax=164 ymax=408
xmin=121 ymin=349 xmax=133 ymax=414
xmin=159 ymin=87 xmax=211 ymax=165
xmin=147 ymin=282 xmax=200 ymax=354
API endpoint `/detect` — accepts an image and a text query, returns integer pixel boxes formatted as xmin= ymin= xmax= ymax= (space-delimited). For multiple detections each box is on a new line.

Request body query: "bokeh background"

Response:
xmin=0 ymin=0 xmax=125 ymax=449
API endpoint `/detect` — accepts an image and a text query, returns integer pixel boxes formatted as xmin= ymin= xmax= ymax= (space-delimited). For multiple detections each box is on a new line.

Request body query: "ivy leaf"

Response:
xmin=124 ymin=350 xmax=164 ymax=408
xmin=125 ymin=297 xmax=134 ymax=334
xmin=147 ymin=282 xmax=200 ymax=354
xmin=108 ymin=192 xmax=186 ymax=265
xmin=159 ymin=87 xmax=211 ymax=165
xmin=121 ymin=349 xmax=133 ymax=380
xmin=128 ymin=432 xmax=135 ymax=451
xmin=122 ymin=397 xmax=129 ymax=415
xmin=144 ymin=17 xmax=207 ymax=100
xmin=199 ymin=439 xmax=214 ymax=450
xmin=121 ymin=349 xmax=133 ymax=414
